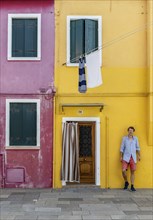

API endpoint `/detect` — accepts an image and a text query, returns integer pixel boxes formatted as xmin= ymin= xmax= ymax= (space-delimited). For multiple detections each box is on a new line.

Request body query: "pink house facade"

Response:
xmin=0 ymin=0 xmax=55 ymax=188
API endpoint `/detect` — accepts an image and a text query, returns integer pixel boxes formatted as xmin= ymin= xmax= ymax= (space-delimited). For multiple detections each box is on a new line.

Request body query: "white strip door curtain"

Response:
xmin=61 ymin=122 xmax=80 ymax=183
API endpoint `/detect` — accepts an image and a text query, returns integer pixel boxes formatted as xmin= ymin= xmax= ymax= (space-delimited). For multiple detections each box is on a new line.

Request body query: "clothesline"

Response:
xmin=62 ymin=21 xmax=153 ymax=65
xmin=64 ymin=47 xmax=100 ymax=65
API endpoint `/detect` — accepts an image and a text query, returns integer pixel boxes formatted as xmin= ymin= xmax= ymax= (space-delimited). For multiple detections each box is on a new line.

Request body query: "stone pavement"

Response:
xmin=0 ymin=186 xmax=153 ymax=220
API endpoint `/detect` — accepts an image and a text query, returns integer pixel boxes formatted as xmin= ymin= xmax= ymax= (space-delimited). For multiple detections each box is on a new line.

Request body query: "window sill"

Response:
xmin=5 ymin=146 xmax=40 ymax=150
xmin=7 ymin=57 xmax=41 ymax=61
xmin=66 ymin=63 xmax=78 ymax=67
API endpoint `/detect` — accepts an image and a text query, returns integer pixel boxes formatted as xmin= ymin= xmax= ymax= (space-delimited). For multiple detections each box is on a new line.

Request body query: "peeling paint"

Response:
xmin=38 ymin=150 xmax=43 ymax=162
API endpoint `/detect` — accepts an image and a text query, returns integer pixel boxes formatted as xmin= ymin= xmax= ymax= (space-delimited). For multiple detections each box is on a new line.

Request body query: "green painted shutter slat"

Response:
xmin=23 ymin=103 xmax=36 ymax=145
xmin=85 ymin=19 xmax=98 ymax=53
xmin=10 ymin=103 xmax=23 ymax=145
xmin=25 ymin=19 xmax=37 ymax=57
xmin=70 ymin=20 xmax=76 ymax=62
xmin=70 ymin=19 xmax=84 ymax=63
xmin=12 ymin=19 xmax=25 ymax=57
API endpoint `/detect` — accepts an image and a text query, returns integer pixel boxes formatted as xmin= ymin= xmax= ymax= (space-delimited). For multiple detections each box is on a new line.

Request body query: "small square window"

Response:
xmin=6 ymin=99 xmax=40 ymax=149
xmin=67 ymin=16 xmax=102 ymax=66
xmin=8 ymin=14 xmax=41 ymax=60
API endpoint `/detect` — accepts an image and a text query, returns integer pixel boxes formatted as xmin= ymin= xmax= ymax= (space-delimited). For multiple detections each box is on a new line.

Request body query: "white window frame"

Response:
xmin=67 ymin=15 xmax=102 ymax=66
xmin=7 ymin=13 xmax=41 ymax=61
xmin=5 ymin=99 xmax=40 ymax=149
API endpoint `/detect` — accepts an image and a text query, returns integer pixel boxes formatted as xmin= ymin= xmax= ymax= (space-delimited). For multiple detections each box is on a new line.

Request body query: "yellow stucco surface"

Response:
xmin=54 ymin=0 xmax=153 ymax=188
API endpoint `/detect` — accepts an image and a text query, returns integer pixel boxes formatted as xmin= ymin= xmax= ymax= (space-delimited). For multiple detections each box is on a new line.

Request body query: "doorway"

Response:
xmin=62 ymin=117 xmax=100 ymax=186
xmin=78 ymin=122 xmax=95 ymax=184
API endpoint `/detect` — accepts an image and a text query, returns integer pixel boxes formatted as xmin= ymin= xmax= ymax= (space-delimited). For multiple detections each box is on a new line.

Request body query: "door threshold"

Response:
xmin=63 ymin=183 xmax=99 ymax=188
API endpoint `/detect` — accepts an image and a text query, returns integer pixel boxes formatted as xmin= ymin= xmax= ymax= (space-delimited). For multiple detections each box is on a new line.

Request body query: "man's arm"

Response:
xmin=120 ymin=137 xmax=125 ymax=161
xmin=137 ymin=150 xmax=141 ymax=161
xmin=136 ymin=137 xmax=141 ymax=161
xmin=120 ymin=152 xmax=123 ymax=162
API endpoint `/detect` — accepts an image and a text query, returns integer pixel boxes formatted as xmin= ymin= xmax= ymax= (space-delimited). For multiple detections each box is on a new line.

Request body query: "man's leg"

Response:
xmin=130 ymin=170 xmax=136 ymax=191
xmin=122 ymin=170 xmax=129 ymax=189
xmin=130 ymin=170 xmax=135 ymax=185
xmin=122 ymin=170 xmax=128 ymax=182
xmin=130 ymin=157 xmax=136 ymax=191
xmin=122 ymin=160 xmax=129 ymax=189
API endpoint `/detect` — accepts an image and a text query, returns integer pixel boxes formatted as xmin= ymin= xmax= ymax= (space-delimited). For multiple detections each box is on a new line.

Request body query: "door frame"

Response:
xmin=62 ymin=117 xmax=100 ymax=186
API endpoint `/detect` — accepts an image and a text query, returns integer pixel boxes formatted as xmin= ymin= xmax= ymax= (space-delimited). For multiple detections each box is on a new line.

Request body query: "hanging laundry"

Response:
xmin=86 ymin=50 xmax=102 ymax=88
xmin=78 ymin=57 xmax=87 ymax=93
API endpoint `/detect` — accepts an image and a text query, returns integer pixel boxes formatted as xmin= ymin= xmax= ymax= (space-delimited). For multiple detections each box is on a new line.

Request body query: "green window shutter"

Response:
xmin=12 ymin=18 xmax=37 ymax=57
xmin=85 ymin=19 xmax=98 ymax=54
xmin=70 ymin=19 xmax=84 ymax=63
xmin=10 ymin=103 xmax=37 ymax=146
xmin=12 ymin=19 xmax=25 ymax=57
xmin=25 ymin=19 xmax=37 ymax=57
xmin=70 ymin=19 xmax=98 ymax=63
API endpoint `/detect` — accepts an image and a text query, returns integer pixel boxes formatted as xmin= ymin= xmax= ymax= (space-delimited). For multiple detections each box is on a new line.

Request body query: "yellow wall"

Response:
xmin=54 ymin=0 xmax=153 ymax=188
xmin=147 ymin=0 xmax=153 ymax=145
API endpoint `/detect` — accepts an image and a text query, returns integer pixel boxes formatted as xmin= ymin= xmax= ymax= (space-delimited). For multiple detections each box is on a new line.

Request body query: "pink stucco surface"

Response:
xmin=0 ymin=0 xmax=54 ymax=188
xmin=0 ymin=0 xmax=54 ymax=94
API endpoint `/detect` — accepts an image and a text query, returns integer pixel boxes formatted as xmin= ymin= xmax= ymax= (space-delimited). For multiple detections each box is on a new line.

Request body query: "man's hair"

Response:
xmin=127 ymin=126 xmax=135 ymax=132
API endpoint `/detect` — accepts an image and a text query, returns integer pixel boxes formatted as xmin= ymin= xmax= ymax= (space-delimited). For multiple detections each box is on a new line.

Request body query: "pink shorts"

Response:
xmin=122 ymin=156 xmax=136 ymax=171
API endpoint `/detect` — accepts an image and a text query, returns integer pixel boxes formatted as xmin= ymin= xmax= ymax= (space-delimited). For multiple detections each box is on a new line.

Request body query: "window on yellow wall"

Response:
xmin=67 ymin=16 xmax=102 ymax=66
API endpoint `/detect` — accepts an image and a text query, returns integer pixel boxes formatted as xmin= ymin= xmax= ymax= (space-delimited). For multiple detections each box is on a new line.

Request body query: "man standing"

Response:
xmin=120 ymin=126 xmax=141 ymax=191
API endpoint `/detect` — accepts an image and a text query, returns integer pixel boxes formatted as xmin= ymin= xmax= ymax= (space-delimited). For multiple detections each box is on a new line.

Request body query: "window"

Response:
xmin=6 ymin=99 xmax=40 ymax=149
xmin=8 ymin=14 xmax=41 ymax=60
xmin=67 ymin=16 xmax=102 ymax=65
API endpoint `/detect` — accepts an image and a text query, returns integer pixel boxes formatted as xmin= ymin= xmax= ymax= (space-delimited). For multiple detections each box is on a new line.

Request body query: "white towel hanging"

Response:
xmin=86 ymin=50 xmax=102 ymax=88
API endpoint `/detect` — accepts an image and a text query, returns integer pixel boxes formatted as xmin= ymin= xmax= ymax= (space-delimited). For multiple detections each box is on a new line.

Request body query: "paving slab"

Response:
xmin=137 ymin=215 xmax=153 ymax=219
xmin=14 ymin=215 xmax=38 ymax=220
xmin=82 ymin=216 xmax=111 ymax=220
xmin=38 ymin=216 xmax=58 ymax=220
xmin=111 ymin=215 xmax=139 ymax=219
xmin=58 ymin=215 xmax=82 ymax=219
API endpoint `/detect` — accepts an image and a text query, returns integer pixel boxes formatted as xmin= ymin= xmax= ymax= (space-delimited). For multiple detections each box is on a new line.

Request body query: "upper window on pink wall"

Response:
xmin=8 ymin=14 xmax=41 ymax=61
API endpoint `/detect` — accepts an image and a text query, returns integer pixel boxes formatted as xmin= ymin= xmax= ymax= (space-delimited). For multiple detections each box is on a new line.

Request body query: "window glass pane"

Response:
xmin=12 ymin=18 xmax=37 ymax=57
xmin=79 ymin=125 xmax=92 ymax=157
xmin=10 ymin=103 xmax=37 ymax=146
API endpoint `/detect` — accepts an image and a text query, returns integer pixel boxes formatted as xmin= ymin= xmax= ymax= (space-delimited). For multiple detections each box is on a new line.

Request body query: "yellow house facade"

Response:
xmin=54 ymin=0 xmax=153 ymax=188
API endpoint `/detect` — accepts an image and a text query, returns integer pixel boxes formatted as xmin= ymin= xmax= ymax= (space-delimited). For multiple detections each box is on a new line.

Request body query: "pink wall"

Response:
xmin=0 ymin=0 xmax=54 ymax=94
xmin=0 ymin=0 xmax=55 ymax=188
